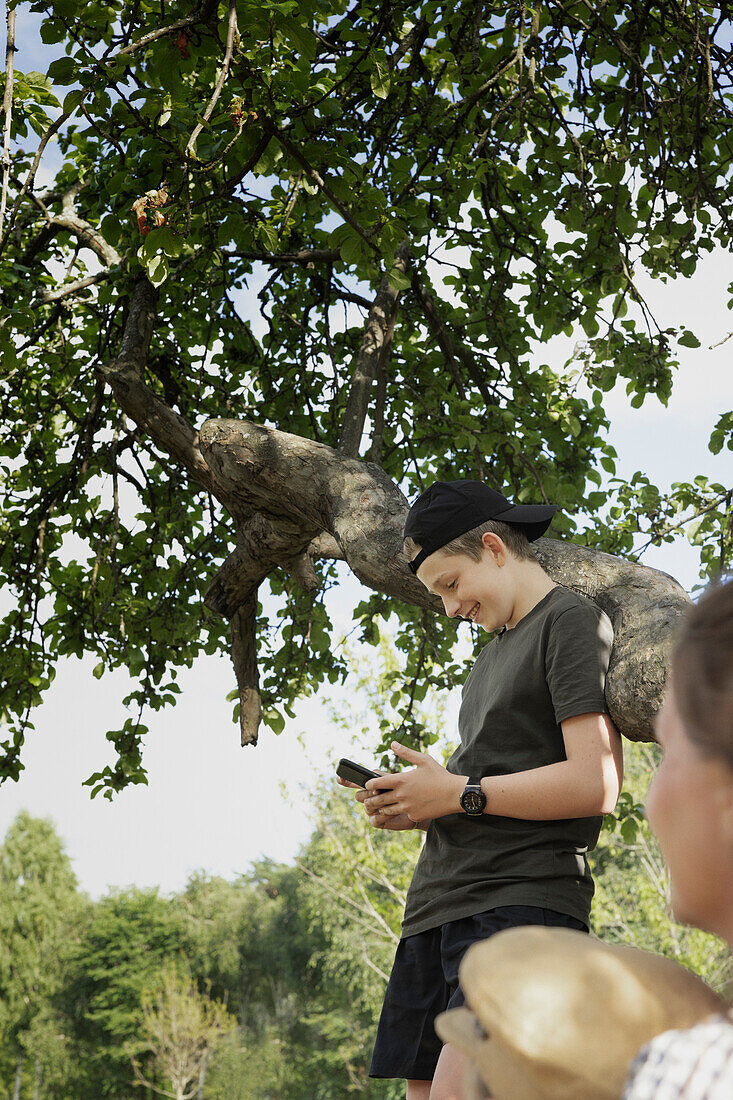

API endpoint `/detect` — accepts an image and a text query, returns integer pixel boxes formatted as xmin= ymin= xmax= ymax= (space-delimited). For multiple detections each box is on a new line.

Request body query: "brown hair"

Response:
xmin=672 ymin=578 xmax=733 ymax=767
xmin=404 ymin=518 xmax=537 ymax=565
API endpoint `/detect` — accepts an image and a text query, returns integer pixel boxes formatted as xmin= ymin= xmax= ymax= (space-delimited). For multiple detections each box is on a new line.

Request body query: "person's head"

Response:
xmin=645 ymin=578 xmax=733 ymax=940
xmin=403 ymin=481 xmax=556 ymax=631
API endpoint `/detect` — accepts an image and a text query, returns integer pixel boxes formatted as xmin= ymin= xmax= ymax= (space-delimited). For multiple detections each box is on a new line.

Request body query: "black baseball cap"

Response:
xmin=404 ymin=480 xmax=557 ymax=575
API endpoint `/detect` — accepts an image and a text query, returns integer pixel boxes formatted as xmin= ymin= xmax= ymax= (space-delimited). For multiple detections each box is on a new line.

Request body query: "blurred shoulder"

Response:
xmin=622 ymin=1013 xmax=733 ymax=1100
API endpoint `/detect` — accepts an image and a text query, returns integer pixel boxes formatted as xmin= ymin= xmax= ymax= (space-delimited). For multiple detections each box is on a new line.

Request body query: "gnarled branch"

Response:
xmin=199 ymin=416 xmax=689 ymax=743
xmin=97 ymin=276 xmax=217 ymax=495
xmin=231 ymin=594 xmax=262 ymax=746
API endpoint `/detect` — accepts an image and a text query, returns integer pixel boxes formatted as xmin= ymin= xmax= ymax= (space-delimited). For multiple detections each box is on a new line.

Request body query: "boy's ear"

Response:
xmin=481 ymin=531 xmax=506 ymax=563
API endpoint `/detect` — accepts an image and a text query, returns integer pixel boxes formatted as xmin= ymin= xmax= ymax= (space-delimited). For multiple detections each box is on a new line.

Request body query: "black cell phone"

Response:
xmin=337 ymin=758 xmax=382 ymax=788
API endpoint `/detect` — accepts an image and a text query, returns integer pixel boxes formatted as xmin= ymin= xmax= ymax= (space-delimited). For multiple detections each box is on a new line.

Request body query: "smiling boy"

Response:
xmin=349 ymin=480 xmax=623 ymax=1100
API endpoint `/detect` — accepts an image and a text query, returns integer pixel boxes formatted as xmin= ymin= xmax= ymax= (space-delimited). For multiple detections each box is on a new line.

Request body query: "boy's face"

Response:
xmin=415 ymin=539 xmax=515 ymax=632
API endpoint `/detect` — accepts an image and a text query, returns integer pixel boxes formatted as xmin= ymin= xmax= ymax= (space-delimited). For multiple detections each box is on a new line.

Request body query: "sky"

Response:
xmin=1 ymin=9 xmax=732 ymax=899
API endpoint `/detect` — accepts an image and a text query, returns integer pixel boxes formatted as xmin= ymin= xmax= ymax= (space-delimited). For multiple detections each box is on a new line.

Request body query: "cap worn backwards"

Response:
xmin=404 ymin=480 xmax=557 ymax=575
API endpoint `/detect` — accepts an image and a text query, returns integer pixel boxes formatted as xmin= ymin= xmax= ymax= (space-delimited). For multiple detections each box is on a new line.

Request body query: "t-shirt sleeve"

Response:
xmin=544 ymin=600 xmax=613 ymax=725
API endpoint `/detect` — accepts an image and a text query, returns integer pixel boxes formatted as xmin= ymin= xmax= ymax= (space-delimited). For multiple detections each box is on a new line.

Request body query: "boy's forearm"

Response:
xmin=449 ymin=713 xmax=622 ymax=821
xmin=364 ymin=726 xmax=621 ymax=824
xmin=475 ymin=758 xmax=619 ymax=819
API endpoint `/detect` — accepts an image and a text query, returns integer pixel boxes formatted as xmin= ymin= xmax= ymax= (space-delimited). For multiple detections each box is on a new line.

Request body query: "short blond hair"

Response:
xmin=404 ymin=518 xmax=537 ymax=564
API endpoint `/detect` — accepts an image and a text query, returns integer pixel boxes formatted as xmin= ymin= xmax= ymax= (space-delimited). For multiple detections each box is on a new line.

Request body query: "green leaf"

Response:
xmin=678 ymin=330 xmax=701 ymax=349
xmin=146 ymin=255 xmax=169 ymax=287
xmin=282 ymin=18 xmax=317 ymax=61
xmin=46 ymin=56 xmax=79 ymax=86
xmin=145 ymin=226 xmax=184 ymax=258
xmin=62 ymin=88 xmax=84 ymax=113
xmin=370 ymin=55 xmax=391 ymax=100
xmin=24 ymin=70 xmax=53 ymax=90
xmin=339 ymin=233 xmax=364 ymax=266
xmin=263 ymin=707 xmax=286 ymax=735
xmin=387 ymin=267 xmax=411 ymax=291
xmin=257 ymin=223 xmax=279 ymax=251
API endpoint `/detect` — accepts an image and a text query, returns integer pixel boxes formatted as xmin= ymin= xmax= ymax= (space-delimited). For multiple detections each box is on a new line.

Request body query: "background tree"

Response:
xmin=0 ymin=812 xmax=81 ymax=1100
xmin=0 ymin=765 xmax=729 ymax=1098
xmin=1 ymin=0 xmax=731 ymax=791
xmin=62 ymin=888 xmax=187 ymax=1099
xmin=130 ymin=962 xmax=236 ymax=1100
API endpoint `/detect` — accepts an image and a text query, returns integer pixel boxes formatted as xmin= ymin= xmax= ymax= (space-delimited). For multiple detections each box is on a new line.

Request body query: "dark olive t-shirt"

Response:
xmin=401 ymin=586 xmax=614 ymax=938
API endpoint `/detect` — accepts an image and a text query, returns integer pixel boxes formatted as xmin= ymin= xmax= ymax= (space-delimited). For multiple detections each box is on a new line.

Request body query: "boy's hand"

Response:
xmin=337 ymin=768 xmax=416 ymax=831
xmin=364 ymin=741 xmax=465 ymax=824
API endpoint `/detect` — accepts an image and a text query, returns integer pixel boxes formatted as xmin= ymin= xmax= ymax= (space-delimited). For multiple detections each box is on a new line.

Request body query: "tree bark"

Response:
xmin=200 ymin=417 xmax=689 ymax=742
xmin=197 ymin=1051 xmax=207 ymax=1100
xmin=231 ymin=594 xmax=262 ymax=746
xmin=32 ymin=1057 xmax=41 ymax=1100
xmin=98 ymin=276 xmax=219 ymax=497
xmin=12 ymin=1054 xmax=22 ymax=1100
xmin=338 ymin=241 xmax=409 ymax=457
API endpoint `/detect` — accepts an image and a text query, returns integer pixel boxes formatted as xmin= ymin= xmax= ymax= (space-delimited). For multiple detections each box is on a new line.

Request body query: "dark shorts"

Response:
xmin=369 ymin=905 xmax=587 ymax=1081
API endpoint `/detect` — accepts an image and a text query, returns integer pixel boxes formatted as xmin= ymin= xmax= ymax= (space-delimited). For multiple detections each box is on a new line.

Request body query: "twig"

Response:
xmin=1 ymin=6 xmax=16 ymax=231
xmin=451 ymin=48 xmax=522 ymax=111
xmin=110 ymin=1 xmax=216 ymax=62
xmin=0 ymin=101 xmax=82 ymax=259
xmin=34 ymin=270 xmax=112 ymax=305
xmin=185 ymin=0 xmax=238 ymax=160
xmin=275 ymin=127 xmax=381 ymax=255
xmin=223 ymin=247 xmax=339 ymax=265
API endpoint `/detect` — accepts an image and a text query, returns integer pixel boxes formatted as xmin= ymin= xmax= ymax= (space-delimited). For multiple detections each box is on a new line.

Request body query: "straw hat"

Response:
xmin=435 ymin=926 xmax=724 ymax=1100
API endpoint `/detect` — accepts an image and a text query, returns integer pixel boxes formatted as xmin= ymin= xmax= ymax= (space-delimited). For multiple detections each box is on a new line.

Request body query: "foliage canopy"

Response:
xmin=1 ymin=0 xmax=732 ymax=791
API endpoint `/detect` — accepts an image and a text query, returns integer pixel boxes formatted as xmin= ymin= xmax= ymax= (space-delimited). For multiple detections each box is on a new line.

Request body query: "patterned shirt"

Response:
xmin=622 ymin=1014 xmax=733 ymax=1100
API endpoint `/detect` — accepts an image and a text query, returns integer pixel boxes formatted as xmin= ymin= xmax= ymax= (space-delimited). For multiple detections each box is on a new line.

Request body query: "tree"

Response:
xmin=62 ymin=887 xmax=187 ymax=1098
xmin=130 ymin=962 xmax=236 ymax=1100
xmin=0 ymin=812 xmax=81 ymax=1100
xmin=1 ymin=1 xmax=731 ymax=791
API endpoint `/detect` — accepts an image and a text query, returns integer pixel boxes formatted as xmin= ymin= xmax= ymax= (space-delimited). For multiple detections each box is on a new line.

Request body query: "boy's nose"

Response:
xmin=442 ymin=597 xmax=461 ymax=617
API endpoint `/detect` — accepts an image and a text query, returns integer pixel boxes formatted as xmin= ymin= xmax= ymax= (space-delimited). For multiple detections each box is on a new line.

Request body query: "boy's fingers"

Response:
xmin=366 ymin=775 xmax=394 ymax=791
xmin=391 ymin=740 xmax=426 ymax=764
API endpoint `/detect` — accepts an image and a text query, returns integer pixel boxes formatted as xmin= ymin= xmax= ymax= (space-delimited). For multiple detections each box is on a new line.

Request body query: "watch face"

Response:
xmin=461 ymin=788 xmax=485 ymax=814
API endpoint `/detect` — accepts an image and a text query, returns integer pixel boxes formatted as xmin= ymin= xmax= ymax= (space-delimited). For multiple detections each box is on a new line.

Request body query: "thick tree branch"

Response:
xmin=98 ymin=277 xmax=217 ymax=495
xmin=199 ymin=417 xmax=690 ymax=743
xmin=34 ymin=270 xmax=110 ymax=305
xmin=1 ymin=8 xmax=16 ymax=231
xmin=44 ymin=181 xmax=123 ymax=267
xmin=204 ymin=510 xmax=318 ymax=618
xmin=185 ymin=0 xmax=238 ymax=160
xmin=231 ymin=593 xmax=262 ymax=746
xmin=339 ymin=242 xmax=409 ymax=457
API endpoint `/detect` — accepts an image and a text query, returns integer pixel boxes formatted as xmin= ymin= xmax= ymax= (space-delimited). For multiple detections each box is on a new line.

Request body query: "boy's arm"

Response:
xmin=476 ymin=712 xmax=623 ymax=819
xmin=365 ymin=716 xmax=623 ymax=823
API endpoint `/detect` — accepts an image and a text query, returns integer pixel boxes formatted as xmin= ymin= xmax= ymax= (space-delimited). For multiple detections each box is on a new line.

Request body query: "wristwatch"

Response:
xmin=460 ymin=776 xmax=486 ymax=816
